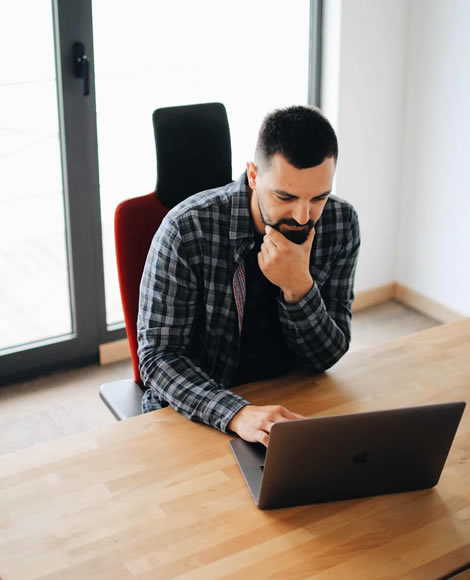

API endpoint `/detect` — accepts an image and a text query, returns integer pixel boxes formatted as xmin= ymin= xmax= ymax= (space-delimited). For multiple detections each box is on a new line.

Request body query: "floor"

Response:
xmin=0 ymin=300 xmax=441 ymax=456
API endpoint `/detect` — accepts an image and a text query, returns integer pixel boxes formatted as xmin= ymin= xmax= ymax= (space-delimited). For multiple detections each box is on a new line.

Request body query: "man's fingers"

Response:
xmin=259 ymin=412 xmax=303 ymax=446
xmin=305 ymin=226 xmax=316 ymax=247
xmin=260 ymin=420 xmax=274 ymax=434
xmin=265 ymin=225 xmax=275 ymax=235
xmin=229 ymin=405 xmax=304 ymax=448
xmin=262 ymin=416 xmax=288 ymax=434
xmin=265 ymin=225 xmax=286 ymax=247
xmin=262 ymin=235 xmax=278 ymax=254
xmin=256 ymin=430 xmax=270 ymax=447
xmin=279 ymin=407 xmax=305 ymax=420
xmin=259 ymin=239 xmax=276 ymax=261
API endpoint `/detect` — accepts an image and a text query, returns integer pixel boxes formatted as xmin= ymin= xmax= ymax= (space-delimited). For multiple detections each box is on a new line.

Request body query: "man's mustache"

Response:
xmin=276 ymin=218 xmax=315 ymax=228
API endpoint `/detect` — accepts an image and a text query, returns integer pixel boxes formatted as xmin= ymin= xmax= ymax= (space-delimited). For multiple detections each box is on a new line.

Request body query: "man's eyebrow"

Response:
xmin=273 ymin=189 xmax=331 ymax=199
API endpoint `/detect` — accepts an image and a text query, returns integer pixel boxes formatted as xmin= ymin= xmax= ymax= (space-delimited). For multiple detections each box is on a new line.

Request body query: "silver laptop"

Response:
xmin=230 ymin=401 xmax=465 ymax=509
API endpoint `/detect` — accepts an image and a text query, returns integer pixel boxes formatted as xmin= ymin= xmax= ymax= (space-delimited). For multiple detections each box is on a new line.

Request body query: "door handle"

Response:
xmin=73 ymin=42 xmax=90 ymax=96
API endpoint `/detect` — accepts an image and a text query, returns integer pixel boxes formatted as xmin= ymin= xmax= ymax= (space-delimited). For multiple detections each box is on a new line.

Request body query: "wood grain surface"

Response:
xmin=1 ymin=319 xmax=469 ymax=580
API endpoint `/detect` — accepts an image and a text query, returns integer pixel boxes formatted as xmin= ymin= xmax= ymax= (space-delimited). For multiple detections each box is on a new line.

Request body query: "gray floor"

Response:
xmin=0 ymin=300 xmax=440 ymax=456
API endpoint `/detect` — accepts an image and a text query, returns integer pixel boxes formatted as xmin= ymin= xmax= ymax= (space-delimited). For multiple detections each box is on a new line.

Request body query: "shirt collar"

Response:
xmin=228 ymin=171 xmax=256 ymax=241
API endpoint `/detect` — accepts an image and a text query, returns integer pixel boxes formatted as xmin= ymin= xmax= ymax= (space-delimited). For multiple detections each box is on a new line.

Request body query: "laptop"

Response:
xmin=230 ymin=401 xmax=466 ymax=509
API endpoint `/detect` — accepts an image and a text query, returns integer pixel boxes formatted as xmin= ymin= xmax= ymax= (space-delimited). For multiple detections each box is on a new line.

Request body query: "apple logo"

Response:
xmin=352 ymin=451 xmax=369 ymax=465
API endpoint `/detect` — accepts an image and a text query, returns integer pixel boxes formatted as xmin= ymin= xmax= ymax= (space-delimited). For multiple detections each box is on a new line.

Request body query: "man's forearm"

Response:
xmin=279 ymin=282 xmax=351 ymax=372
xmin=139 ymin=347 xmax=249 ymax=432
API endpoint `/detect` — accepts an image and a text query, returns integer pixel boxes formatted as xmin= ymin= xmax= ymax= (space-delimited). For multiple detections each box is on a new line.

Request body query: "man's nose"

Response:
xmin=292 ymin=202 xmax=310 ymax=226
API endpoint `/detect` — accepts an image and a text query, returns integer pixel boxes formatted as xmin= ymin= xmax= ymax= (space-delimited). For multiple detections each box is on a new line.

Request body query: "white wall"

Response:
xmin=323 ymin=0 xmax=470 ymax=317
xmin=324 ymin=0 xmax=409 ymax=292
xmin=396 ymin=0 xmax=470 ymax=317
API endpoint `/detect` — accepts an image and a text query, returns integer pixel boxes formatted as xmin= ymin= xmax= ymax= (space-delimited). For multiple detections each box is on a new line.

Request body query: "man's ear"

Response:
xmin=246 ymin=161 xmax=258 ymax=190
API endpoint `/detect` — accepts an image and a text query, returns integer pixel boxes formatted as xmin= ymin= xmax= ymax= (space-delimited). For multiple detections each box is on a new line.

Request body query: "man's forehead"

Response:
xmin=264 ymin=155 xmax=335 ymax=197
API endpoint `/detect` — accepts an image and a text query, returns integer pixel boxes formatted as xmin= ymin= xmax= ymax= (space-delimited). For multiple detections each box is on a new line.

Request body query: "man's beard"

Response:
xmin=258 ymin=202 xmax=314 ymax=245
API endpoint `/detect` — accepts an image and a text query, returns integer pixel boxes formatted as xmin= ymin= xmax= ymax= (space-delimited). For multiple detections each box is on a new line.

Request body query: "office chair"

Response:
xmin=100 ymin=102 xmax=232 ymax=420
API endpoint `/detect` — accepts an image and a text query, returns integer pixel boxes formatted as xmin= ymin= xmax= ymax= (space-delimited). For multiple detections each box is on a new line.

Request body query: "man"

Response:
xmin=138 ymin=105 xmax=360 ymax=446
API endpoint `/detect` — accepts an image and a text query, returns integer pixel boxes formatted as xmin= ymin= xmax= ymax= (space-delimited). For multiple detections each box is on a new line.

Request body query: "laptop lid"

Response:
xmin=230 ymin=401 xmax=465 ymax=509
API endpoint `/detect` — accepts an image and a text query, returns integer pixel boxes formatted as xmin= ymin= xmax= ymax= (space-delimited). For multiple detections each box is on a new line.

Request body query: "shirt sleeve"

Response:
xmin=278 ymin=206 xmax=361 ymax=372
xmin=137 ymin=216 xmax=249 ymax=433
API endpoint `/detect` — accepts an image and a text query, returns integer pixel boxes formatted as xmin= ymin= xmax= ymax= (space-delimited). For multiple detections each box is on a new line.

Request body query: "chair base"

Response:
xmin=99 ymin=379 xmax=144 ymax=421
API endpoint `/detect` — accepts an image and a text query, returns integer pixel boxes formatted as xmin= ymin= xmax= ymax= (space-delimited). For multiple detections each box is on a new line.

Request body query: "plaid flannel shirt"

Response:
xmin=138 ymin=171 xmax=360 ymax=433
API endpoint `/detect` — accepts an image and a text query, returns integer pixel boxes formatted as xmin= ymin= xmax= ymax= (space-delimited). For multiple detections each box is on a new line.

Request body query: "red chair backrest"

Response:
xmin=115 ymin=104 xmax=231 ymax=385
xmin=114 ymin=192 xmax=169 ymax=385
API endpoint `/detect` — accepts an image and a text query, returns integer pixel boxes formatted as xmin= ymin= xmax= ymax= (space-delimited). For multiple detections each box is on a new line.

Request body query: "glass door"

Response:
xmin=0 ymin=0 xmax=110 ymax=382
xmin=0 ymin=2 xmax=72 ymax=351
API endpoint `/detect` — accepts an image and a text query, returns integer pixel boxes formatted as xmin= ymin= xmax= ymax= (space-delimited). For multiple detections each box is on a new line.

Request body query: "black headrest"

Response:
xmin=153 ymin=102 xmax=232 ymax=208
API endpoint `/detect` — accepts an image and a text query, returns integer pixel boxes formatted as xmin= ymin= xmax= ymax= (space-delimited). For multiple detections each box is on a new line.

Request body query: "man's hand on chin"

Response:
xmin=228 ymin=404 xmax=304 ymax=447
xmin=258 ymin=225 xmax=315 ymax=304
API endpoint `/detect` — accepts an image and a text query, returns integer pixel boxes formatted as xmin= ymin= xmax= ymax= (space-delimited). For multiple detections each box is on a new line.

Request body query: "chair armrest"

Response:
xmin=99 ymin=379 xmax=144 ymax=421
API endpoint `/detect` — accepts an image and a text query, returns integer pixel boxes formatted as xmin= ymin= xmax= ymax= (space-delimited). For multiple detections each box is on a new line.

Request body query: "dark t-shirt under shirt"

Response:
xmin=235 ymin=235 xmax=295 ymax=384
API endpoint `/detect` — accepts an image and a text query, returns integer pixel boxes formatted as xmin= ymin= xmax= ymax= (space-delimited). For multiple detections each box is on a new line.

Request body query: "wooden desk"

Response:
xmin=1 ymin=319 xmax=469 ymax=579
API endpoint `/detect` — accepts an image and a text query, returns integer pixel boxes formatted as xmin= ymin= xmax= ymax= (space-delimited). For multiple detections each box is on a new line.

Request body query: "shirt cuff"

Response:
xmin=198 ymin=390 xmax=250 ymax=434
xmin=278 ymin=280 xmax=324 ymax=322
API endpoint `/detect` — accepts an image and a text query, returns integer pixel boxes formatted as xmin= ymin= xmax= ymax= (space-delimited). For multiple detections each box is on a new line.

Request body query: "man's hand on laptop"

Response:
xmin=229 ymin=404 xmax=304 ymax=447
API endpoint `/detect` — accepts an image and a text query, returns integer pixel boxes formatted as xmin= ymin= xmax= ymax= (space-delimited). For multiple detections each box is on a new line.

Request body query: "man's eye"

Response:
xmin=276 ymin=194 xmax=291 ymax=201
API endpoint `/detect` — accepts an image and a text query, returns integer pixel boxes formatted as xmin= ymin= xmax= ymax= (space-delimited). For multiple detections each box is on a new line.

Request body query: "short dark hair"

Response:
xmin=255 ymin=105 xmax=338 ymax=170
